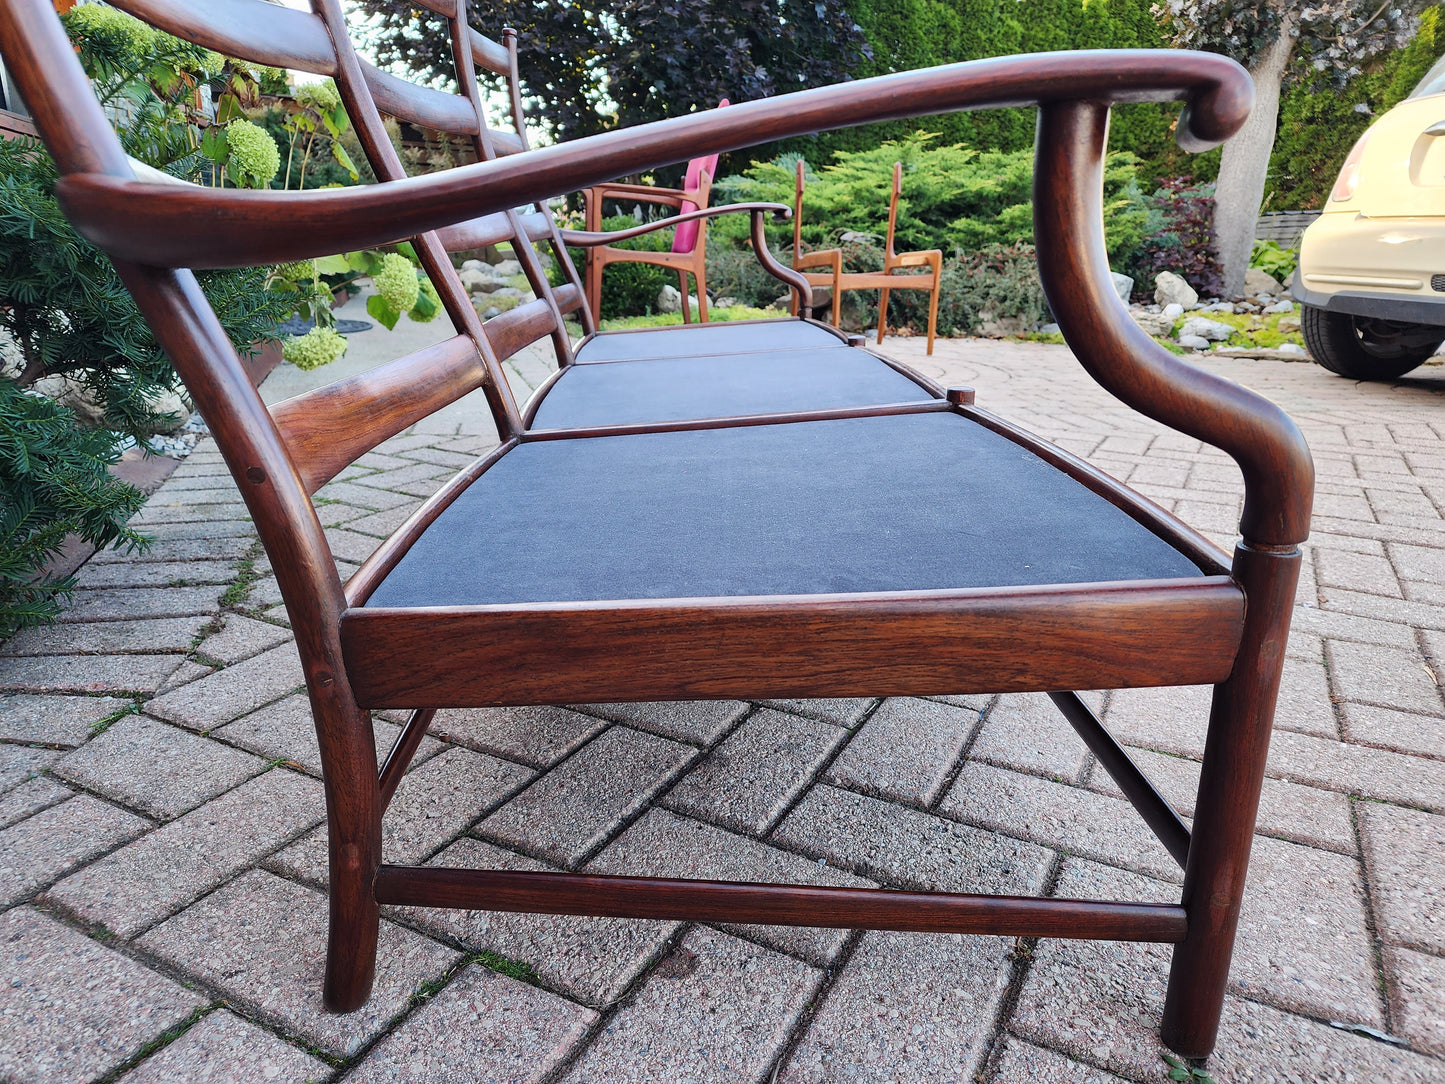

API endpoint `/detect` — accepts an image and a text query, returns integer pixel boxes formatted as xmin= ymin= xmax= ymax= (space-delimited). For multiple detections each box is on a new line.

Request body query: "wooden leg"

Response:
xmin=678 ymin=270 xmax=691 ymax=324
xmin=314 ymin=695 xmax=382 ymax=1013
xmin=926 ymin=281 xmax=940 ymax=355
xmin=695 ymin=262 xmax=709 ymax=323
xmin=877 ymin=287 xmax=890 ymax=344
xmin=1160 ymin=542 xmax=1301 ymax=1057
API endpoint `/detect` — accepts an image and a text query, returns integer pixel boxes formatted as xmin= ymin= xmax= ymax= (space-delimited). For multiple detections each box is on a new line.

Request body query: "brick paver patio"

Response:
xmin=1 ymin=333 xmax=1442 ymax=1083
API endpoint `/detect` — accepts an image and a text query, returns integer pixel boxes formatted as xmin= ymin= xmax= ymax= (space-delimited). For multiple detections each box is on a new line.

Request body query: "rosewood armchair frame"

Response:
xmin=0 ymin=0 xmax=1314 ymax=1062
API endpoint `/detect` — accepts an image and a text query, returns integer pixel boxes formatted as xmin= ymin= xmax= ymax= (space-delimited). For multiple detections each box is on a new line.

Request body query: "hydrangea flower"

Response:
xmin=225 ymin=119 xmax=281 ymax=189
xmin=296 ymin=78 xmax=343 ymax=116
xmin=282 ymin=326 xmax=347 ymax=371
xmin=62 ymin=4 xmax=156 ymax=62
xmin=410 ymin=279 xmax=441 ymax=322
xmin=374 ymin=252 xmax=420 ymax=313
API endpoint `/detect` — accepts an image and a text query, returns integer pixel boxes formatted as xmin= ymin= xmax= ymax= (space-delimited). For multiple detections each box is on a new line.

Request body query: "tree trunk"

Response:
xmin=1213 ymin=19 xmax=1295 ymax=297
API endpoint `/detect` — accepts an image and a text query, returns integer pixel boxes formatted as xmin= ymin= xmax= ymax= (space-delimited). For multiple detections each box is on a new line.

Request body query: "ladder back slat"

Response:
xmin=109 ymin=0 xmax=338 ymax=75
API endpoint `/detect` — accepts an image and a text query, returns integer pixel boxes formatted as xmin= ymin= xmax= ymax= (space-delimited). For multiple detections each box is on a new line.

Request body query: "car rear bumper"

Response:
xmin=1294 ymin=212 xmax=1445 ymax=326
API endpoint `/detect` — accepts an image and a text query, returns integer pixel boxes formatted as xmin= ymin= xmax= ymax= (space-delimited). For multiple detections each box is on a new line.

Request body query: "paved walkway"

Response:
xmin=1 ymin=330 xmax=1442 ymax=1083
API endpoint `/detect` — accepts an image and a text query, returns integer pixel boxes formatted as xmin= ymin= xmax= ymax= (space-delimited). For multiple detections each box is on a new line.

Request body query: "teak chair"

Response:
xmin=792 ymin=159 xmax=944 ymax=353
xmin=582 ymin=101 xmax=728 ymax=324
xmin=1 ymin=0 xmax=1314 ymax=1061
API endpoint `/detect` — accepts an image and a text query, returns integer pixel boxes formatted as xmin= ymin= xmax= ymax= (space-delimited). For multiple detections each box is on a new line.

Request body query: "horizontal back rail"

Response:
xmin=406 ymin=0 xmax=513 ymax=74
xmin=374 ymin=867 xmax=1189 ymax=942
xmin=108 ymin=0 xmax=338 ymax=74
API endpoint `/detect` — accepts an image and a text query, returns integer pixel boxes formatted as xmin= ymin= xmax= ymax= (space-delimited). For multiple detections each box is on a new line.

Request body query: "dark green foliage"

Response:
xmin=557 ymin=216 xmax=674 ymax=319
xmin=888 ymin=241 xmax=1050 ymax=337
xmin=705 ymin=245 xmax=797 ymax=310
xmin=1126 ymin=177 xmax=1224 ymax=299
xmin=0 ymin=382 xmax=146 ymax=637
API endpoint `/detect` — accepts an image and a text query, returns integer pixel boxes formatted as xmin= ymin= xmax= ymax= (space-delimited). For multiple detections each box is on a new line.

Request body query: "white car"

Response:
xmin=1294 ymin=54 xmax=1445 ymax=379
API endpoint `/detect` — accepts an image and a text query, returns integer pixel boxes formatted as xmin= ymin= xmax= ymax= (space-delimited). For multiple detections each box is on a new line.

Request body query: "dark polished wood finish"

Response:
xmin=1 ymin=0 xmax=1317 ymax=1058
xmin=374 ymin=867 xmax=1188 ymax=942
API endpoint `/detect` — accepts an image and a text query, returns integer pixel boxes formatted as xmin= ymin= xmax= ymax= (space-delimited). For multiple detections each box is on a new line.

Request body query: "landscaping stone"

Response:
xmin=665 ymin=708 xmax=844 ymax=834
xmin=1177 ymin=333 xmax=1210 ymax=349
xmin=48 ymin=768 xmax=323 ymax=938
xmin=576 ymin=699 xmax=749 ymax=744
xmin=1179 ymin=316 xmax=1234 ymax=342
xmin=1109 ymin=271 xmax=1133 ymax=302
xmin=138 ymin=870 xmax=459 ymax=1057
xmin=115 ymin=1010 xmax=331 ymax=1084
xmin=348 ymin=964 xmax=596 ymax=1084
xmin=823 ymin=696 xmax=976 ymax=805
xmin=406 ymin=837 xmax=678 ymax=1007
xmin=0 ymin=907 xmax=205 ymax=1084
xmin=590 ymin=809 xmax=872 ymax=964
xmin=1130 ymin=310 xmax=1174 ymax=337
xmin=1153 ymin=271 xmax=1197 ymax=309
xmin=481 ymin=726 xmax=694 ymax=867
xmin=1246 ymin=267 xmax=1285 ymax=296
xmin=55 ymin=713 xmax=266 ymax=820
xmin=0 ymin=794 xmax=151 ymax=905
xmin=556 ymin=927 xmax=821 ymax=1084
xmin=0 ymin=693 xmax=131 ymax=745
xmin=430 ymin=704 xmax=606 ymax=768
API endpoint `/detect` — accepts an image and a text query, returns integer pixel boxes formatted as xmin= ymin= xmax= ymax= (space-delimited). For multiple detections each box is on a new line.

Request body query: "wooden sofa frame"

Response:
xmin=0 ymin=0 xmax=1313 ymax=1061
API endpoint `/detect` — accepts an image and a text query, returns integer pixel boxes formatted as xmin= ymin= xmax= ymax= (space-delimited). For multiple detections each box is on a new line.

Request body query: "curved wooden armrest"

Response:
xmin=1033 ymin=102 xmax=1313 ymax=549
xmin=560 ymin=202 xmax=790 ymax=246
xmin=55 ymin=49 xmax=1249 ymax=269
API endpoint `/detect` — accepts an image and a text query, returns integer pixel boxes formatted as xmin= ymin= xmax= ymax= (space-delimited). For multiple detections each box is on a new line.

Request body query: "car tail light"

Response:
xmin=1331 ymin=130 xmax=1373 ymax=203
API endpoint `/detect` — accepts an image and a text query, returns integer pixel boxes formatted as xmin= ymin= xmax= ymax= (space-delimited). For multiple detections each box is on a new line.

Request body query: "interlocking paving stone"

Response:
xmin=55 ymin=714 xmax=266 ymax=820
xmin=48 ymin=769 xmax=323 ymax=938
xmin=1385 ymin=946 xmax=1445 ymax=1057
xmin=967 ymin=692 xmax=1096 ymax=782
xmin=271 ymin=746 xmax=530 ymax=886
xmin=0 ymin=617 xmax=210 ymax=658
xmin=1314 ymin=547 xmax=1403 ymax=597
xmin=347 ymin=963 xmax=596 ymax=1084
xmin=1359 ymin=803 xmax=1445 ymax=954
xmin=664 ymin=709 xmax=844 ymax=835
xmin=75 ymin=559 xmax=237 ymax=589
xmin=481 ymin=727 xmax=694 ymax=867
xmin=431 ymin=705 xmax=606 ymax=769
xmin=194 ymin=614 xmax=292 ymax=665
xmin=0 ymin=693 xmax=130 ymax=745
xmin=557 ymin=927 xmax=822 ymax=1084
xmin=87 ymin=535 xmax=253 ymax=565
xmin=1086 ymin=746 xmax=1356 ymax=854
xmin=0 ymin=775 xmax=72 ymax=829
xmin=0 ymin=744 xmax=61 ymax=791
xmin=213 ymin=693 xmax=443 ymax=777
xmin=1339 ymin=701 xmax=1445 ymax=758
xmin=58 ymin=585 xmax=225 ymax=622
xmin=342 ymin=504 xmax=415 ymax=538
xmin=589 ymin=809 xmax=873 ymax=964
xmin=1272 ymin=656 xmax=1340 ymax=738
xmin=823 ymin=697 xmax=976 ymax=805
xmin=132 ymin=520 xmax=255 ymax=541
xmin=1263 ymin=729 xmax=1445 ymax=812
xmin=404 ymin=837 xmax=678 ymax=1008
xmin=1326 ymin=641 xmax=1444 ymax=715
xmin=314 ymin=480 xmax=416 ymax=510
xmin=145 ymin=642 xmax=304 ymax=730
xmin=0 ymin=794 xmax=150 ymax=905
xmin=322 ymin=528 xmax=384 ymax=564
xmin=773 ymin=785 xmax=1052 ymax=894
xmin=0 ymin=907 xmax=207 ymax=1084
xmin=1102 ymin=684 xmax=1213 ymax=754
xmin=985 ymin=1039 xmax=1130 ymax=1083
xmin=576 ymin=699 xmax=749 ymax=744
xmin=940 ymin=762 xmax=1181 ymax=882
xmin=0 ymin=653 xmax=183 ymax=695
xmin=758 ymin=698 xmax=875 ymax=726
xmin=139 ymin=869 xmax=460 ymax=1058
xmin=781 ymin=930 xmax=1011 ymax=1083
xmin=115 ymin=1010 xmax=330 ymax=1084
xmin=131 ymin=501 xmax=249 ymax=525
xmin=155 ymin=660 xmax=213 ymax=692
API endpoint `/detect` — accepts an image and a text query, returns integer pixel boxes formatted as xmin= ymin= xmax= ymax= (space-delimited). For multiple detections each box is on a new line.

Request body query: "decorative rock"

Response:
xmin=31 ymin=374 xmax=107 ymax=426
xmin=1264 ymin=299 xmax=1295 ymax=314
xmin=142 ymin=387 xmax=190 ymax=434
xmin=1179 ymin=316 xmax=1234 ymax=342
xmin=1278 ymin=315 xmax=1301 ymax=332
xmin=714 ymin=296 xmax=740 ymax=309
xmin=491 ymin=258 xmax=522 ymax=276
xmin=1161 ymin=302 xmax=1184 ymax=320
xmin=460 ymin=259 xmax=485 ymax=272
xmin=1279 ymin=342 xmax=1307 ymax=354
xmin=1110 ymin=271 xmax=1134 ymax=302
xmin=1038 ymin=322 xmax=1061 ymax=335
xmin=1177 ymin=333 xmax=1210 ymax=350
xmin=1154 ymin=271 xmax=1198 ymax=310
xmin=1245 ymin=267 xmax=1285 ymax=296
xmin=837 ymin=231 xmax=880 ymax=245
xmin=1131 ymin=311 xmax=1174 ymax=337
xmin=657 ymin=284 xmax=700 ymax=315
xmin=458 ymin=268 xmax=491 ymax=294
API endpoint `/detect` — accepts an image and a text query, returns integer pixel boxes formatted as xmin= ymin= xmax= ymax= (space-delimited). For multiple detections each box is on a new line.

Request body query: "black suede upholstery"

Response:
xmin=572 ymin=319 xmax=844 ymax=363
xmin=528 ymin=347 xmax=935 ymax=428
xmin=366 ymin=413 xmax=1204 ymax=608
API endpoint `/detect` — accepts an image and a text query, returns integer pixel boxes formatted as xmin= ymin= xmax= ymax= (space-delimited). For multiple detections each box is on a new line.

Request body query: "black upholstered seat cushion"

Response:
xmin=572 ymin=319 xmax=843 ymax=363
xmin=366 ymin=412 xmax=1204 ymax=608
xmin=528 ymin=347 xmax=935 ymax=429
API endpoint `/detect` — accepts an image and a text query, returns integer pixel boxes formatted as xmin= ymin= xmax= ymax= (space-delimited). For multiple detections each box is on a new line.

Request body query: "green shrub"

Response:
xmin=562 ymin=215 xmax=675 ymax=319
xmin=1250 ymin=240 xmax=1298 ymax=284
xmin=704 ymin=245 xmax=797 ymax=309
